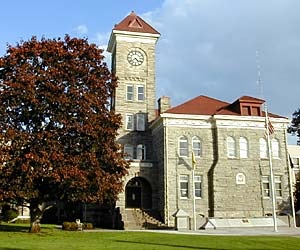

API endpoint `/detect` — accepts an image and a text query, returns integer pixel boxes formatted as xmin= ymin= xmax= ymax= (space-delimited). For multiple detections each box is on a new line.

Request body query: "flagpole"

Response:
xmin=192 ymin=152 xmax=196 ymax=231
xmin=265 ymin=105 xmax=278 ymax=232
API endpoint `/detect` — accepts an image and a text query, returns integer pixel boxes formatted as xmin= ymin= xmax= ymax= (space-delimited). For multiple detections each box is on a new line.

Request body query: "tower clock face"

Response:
xmin=127 ymin=50 xmax=144 ymax=66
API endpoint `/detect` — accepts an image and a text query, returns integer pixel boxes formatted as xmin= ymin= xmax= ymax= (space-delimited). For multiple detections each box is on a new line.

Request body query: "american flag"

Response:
xmin=265 ymin=116 xmax=275 ymax=137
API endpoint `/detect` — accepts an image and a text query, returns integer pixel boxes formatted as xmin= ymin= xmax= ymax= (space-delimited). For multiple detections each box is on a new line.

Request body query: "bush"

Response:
xmin=3 ymin=209 xmax=18 ymax=222
xmin=15 ymin=219 xmax=30 ymax=224
xmin=83 ymin=223 xmax=93 ymax=230
xmin=62 ymin=222 xmax=78 ymax=231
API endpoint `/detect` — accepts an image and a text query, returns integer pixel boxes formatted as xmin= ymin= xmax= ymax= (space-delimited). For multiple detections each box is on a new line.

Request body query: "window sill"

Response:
xmin=130 ymin=161 xmax=153 ymax=167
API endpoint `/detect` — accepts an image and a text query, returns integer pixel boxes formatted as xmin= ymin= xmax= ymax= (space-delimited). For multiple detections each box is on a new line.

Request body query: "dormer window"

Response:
xmin=231 ymin=96 xmax=264 ymax=116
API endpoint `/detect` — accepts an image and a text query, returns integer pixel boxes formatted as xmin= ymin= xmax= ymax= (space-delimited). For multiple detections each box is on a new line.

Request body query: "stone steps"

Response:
xmin=123 ymin=208 xmax=170 ymax=230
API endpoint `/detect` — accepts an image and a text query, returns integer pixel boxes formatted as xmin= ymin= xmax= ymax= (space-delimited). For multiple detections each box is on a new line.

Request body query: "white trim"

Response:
xmin=178 ymin=136 xmax=189 ymax=157
xmin=125 ymin=113 xmax=134 ymax=131
xmin=130 ymin=161 xmax=153 ymax=167
xmin=107 ymin=30 xmax=159 ymax=52
xmin=136 ymin=84 xmax=145 ymax=102
xmin=126 ymin=84 xmax=134 ymax=101
xmin=113 ymin=29 xmax=160 ymax=38
xmin=160 ymin=113 xmax=211 ymax=120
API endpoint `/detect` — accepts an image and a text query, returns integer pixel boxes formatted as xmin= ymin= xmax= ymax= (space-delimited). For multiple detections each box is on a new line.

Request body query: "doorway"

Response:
xmin=125 ymin=177 xmax=152 ymax=209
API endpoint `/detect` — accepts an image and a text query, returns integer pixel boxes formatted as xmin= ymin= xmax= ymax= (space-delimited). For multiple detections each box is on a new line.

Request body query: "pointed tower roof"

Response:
xmin=113 ymin=11 xmax=160 ymax=35
xmin=107 ymin=11 xmax=160 ymax=52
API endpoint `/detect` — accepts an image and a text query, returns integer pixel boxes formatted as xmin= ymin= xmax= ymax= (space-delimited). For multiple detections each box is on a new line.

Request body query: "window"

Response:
xmin=227 ymin=136 xmax=236 ymax=158
xmin=194 ymin=175 xmax=202 ymax=198
xmin=137 ymin=85 xmax=145 ymax=101
xmin=136 ymin=113 xmax=145 ymax=131
xmin=179 ymin=136 xmax=188 ymax=157
xmin=192 ymin=137 xmax=201 ymax=157
xmin=239 ymin=137 xmax=248 ymax=158
xmin=262 ymin=176 xmax=270 ymax=198
xmin=274 ymin=176 xmax=282 ymax=197
xmin=124 ymin=144 xmax=134 ymax=160
xmin=262 ymin=175 xmax=282 ymax=198
xmin=271 ymin=139 xmax=279 ymax=158
xmin=126 ymin=85 xmax=134 ymax=101
xmin=259 ymin=138 xmax=268 ymax=158
xmin=125 ymin=114 xmax=134 ymax=130
xmin=180 ymin=175 xmax=189 ymax=198
xmin=136 ymin=144 xmax=146 ymax=160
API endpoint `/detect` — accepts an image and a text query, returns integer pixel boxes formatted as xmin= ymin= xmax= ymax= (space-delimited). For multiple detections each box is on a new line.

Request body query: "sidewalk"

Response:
xmin=142 ymin=227 xmax=300 ymax=236
xmin=89 ymin=227 xmax=300 ymax=236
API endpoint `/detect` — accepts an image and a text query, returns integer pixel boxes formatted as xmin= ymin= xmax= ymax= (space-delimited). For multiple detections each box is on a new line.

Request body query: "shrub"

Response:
xmin=83 ymin=223 xmax=93 ymax=230
xmin=3 ymin=209 xmax=18 ymax=222
xmin=62 ymin=222 xmax=78 ymax=231
xmin=15 ymin=219 xmax=30 ymax=224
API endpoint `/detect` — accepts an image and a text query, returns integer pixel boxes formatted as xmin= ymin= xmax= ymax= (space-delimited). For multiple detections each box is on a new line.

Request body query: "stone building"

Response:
xmin=288 ymin=145 xmax=300 ymax=184
xmin=107 ymin=12 xmax=293 ymax=229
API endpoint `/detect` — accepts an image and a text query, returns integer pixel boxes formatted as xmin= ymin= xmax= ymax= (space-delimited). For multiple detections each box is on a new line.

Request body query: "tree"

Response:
xmin=0 ymin=36 xmax=128 ymax=232
xmin=288 ymin=109 xmax=300 ymax=145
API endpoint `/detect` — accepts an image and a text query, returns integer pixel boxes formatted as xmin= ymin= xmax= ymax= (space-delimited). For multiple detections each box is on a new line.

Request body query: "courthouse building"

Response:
xmin=107 ymin=12 xmax=293 ymax=229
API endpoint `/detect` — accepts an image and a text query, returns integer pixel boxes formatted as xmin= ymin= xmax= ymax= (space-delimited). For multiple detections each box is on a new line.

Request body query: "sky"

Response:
xmin=1 ymin=0 xmax=299 ymax=143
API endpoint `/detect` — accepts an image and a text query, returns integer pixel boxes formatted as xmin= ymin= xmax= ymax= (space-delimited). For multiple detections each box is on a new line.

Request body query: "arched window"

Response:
xmin=136 ymin=144 xmax=146 ymax=160
xmin=192 ymin=136 xmax=201 ymax=157
xmin=271 ymin=139 xmax=279 ymax=158
xmin=239 ymin=137 xmax=248 ymax=158
xmin=124 ymin=144 xmax=134 ymax=160
xmin=227 ymin=136 xmax=236 ymax=158
xmin=259 ymin=138 xmax=268 ymax=158
xmin=179 ymin=136 xmax=188 ymax=157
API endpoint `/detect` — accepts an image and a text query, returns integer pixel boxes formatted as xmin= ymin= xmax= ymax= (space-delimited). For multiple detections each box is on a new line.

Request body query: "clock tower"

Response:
xmin=107 ymin=12 xmax=160 ymax=215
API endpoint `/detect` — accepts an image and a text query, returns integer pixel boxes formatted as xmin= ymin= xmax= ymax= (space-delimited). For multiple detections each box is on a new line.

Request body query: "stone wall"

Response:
xmin=160 ymin=115 xmax=291 ymax=228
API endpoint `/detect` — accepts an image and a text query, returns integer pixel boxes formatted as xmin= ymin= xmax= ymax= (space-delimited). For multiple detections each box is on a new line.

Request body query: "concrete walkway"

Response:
xmin=139 ymin=227 xmax=300 ymax=236
xmin=89 ymin=227 xmax=300 ymax=236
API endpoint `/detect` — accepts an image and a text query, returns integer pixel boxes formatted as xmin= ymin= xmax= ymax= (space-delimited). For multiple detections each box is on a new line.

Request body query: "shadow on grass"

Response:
xmin=0 ymin=224 xmax=29 ymax=232
xmin=115 ymin=240 xmax=223 ymax=250
xmin=0 ymin=248 xmax=30 ymax=250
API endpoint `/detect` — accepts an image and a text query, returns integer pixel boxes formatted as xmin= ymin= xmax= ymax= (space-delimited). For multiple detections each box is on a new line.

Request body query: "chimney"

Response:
xmin=158 ymin=96 xmax=171 ymax=115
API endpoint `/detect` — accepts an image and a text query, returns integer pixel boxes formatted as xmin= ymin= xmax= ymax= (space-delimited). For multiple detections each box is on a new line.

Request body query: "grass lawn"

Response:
xmin=0 ymin=224 xmax=299 ymax=250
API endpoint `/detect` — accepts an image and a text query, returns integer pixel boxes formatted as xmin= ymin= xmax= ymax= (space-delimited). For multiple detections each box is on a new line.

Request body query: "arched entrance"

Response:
xmin=125 ymin=177 xmax=152 ymax=209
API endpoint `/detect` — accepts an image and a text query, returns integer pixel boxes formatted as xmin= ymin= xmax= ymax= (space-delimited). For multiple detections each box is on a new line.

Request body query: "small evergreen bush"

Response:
xmin=3 ymin=209 xmax=18 ymax=222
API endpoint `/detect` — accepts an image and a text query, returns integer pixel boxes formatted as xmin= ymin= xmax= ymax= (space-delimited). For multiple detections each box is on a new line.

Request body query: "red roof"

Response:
xmin=113 ymin=11 xmax=160 ymax=35
xmin=165 ymin=95 xmax=284 ymax=118
xmin=166 ymin=95 xmax=230 ymax=115
xmin=237 ymin=96 xmax=265 ymax=103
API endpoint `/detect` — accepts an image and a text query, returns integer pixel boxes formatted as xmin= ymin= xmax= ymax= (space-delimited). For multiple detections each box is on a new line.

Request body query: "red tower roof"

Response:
xmin=113 ymin=11 xmax=160 ymax=35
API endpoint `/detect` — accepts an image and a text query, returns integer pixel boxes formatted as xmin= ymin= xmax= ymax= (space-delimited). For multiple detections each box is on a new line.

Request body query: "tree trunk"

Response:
xmin=29 ymin=200 xmax=43 ymax=233
xmin=29 ymin=200 xmax=53 ymax=233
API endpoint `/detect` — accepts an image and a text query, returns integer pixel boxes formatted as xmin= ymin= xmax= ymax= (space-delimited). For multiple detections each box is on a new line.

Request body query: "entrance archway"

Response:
xmin=125 ymin=177 xmax=152 ymax=209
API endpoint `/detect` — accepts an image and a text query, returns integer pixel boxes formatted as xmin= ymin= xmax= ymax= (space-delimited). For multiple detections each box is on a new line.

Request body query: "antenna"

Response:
xmin=255 ymin=50 xmax=264 ymax=100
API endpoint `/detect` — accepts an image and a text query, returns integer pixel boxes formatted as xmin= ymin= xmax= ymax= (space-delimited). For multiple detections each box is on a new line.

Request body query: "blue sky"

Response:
xmin=1 ymin=0 xmax=300 ymax=143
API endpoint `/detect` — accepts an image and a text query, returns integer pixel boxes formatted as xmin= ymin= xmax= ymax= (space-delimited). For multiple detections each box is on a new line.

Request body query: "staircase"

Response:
xmin=123 ymin=208 xmax=170 ymax=230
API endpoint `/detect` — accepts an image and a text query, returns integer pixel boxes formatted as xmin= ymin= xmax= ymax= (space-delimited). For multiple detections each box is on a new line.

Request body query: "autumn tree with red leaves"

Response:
xmin=0 ymin=36 xmax=128 ymax=232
